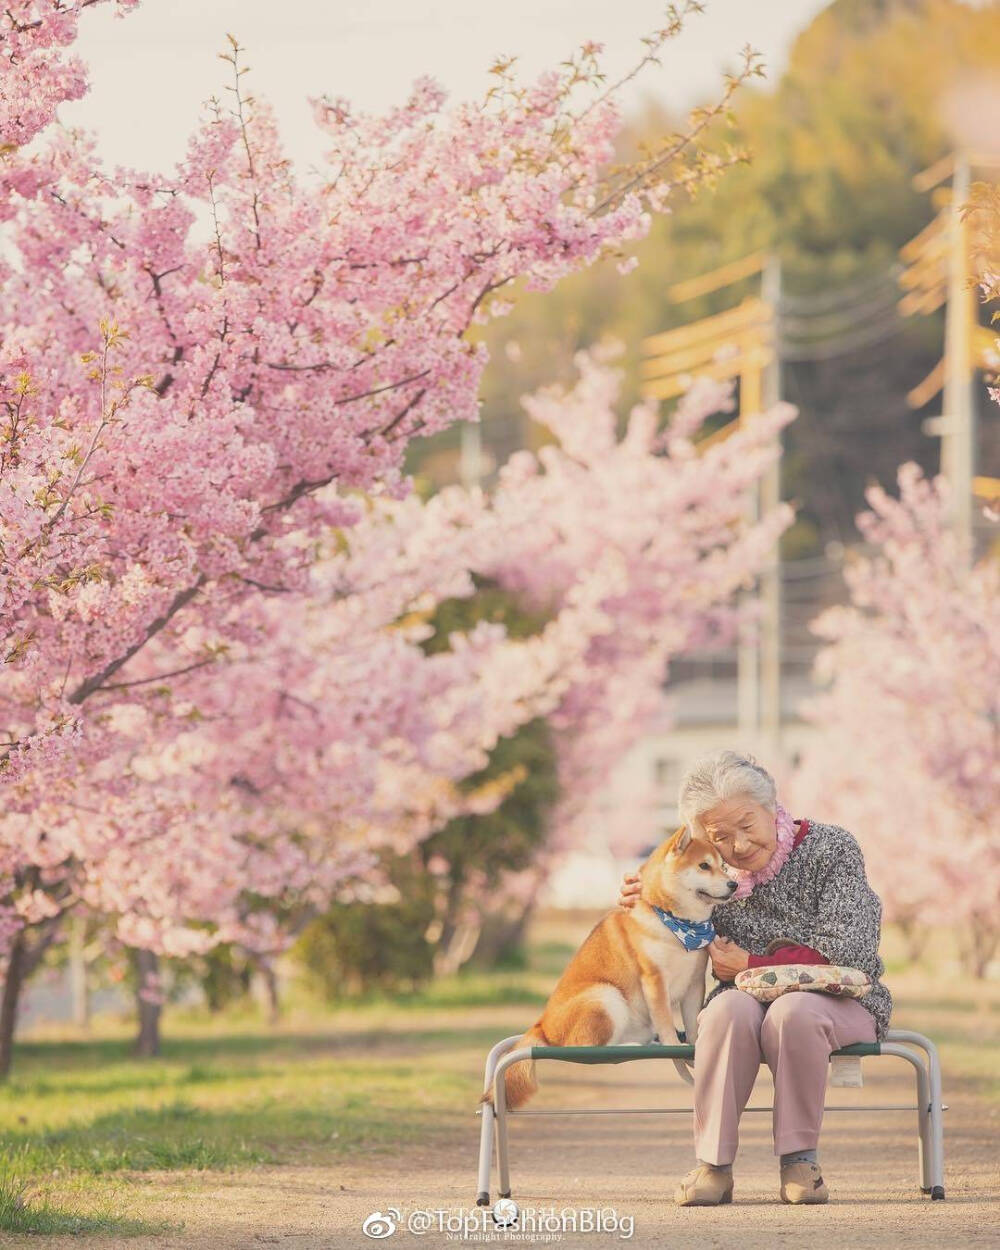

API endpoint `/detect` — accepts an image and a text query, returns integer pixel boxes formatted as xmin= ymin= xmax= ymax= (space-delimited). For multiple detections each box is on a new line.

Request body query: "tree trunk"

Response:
xmin=132 ymin=948 xmax=162 ymax=1057
xmin=897 ymin=914 xmax=929 ymax=964
xmin=0 ymin=929 xmax=26 ymax=1081
xmin=255 ymin=955 xmax=281 ymax=1025
xmin=0 ymin=912 xmax=64 ymax=1081
xmin=469 ymin=895 xmax=538 ymax=968
xmin=980 ymin=912 xmax=999 ymax=978
xmin=960 ymin=912 xmax=999 ymax=980
xmin=468 ymin=859 xmax=549 ymax=970
xmin=432 ymin=915 xmax=483 ymax=977
xmin=68 ymin=911 xmax=90 ymax=1028
xmin=427 ymin=875 xmax=465 ymax=962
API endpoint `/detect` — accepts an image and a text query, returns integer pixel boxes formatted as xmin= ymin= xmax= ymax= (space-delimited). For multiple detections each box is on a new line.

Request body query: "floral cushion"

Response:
xmin=735 ymin=963 xmax=872 ymax=1002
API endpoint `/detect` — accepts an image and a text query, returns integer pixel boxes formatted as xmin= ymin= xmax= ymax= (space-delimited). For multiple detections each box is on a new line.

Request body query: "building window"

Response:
xmin=654 ymin=756 xmax=682 ymax=792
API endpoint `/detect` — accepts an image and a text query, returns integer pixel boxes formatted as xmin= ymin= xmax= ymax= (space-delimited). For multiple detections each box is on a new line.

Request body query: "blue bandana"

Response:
xmin=650 ymin=905 xmax=716 ymax=951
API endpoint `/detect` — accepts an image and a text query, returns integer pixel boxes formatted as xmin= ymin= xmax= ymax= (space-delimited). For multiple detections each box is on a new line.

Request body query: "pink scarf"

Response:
xmin=727 ymin=802 xmax=798 ymax=900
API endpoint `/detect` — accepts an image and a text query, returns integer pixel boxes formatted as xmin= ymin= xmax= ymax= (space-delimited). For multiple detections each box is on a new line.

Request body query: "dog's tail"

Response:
xmin=479 ymin=1022 xmax=546 ymax=1111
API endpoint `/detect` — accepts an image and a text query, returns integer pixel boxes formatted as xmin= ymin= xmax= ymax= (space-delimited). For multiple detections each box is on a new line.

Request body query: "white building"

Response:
xmin=536 ymin=667 xmax=823 ymax=909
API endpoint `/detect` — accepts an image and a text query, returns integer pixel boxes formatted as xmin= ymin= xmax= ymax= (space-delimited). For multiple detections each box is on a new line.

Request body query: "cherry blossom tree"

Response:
xmin=788 ymin=463 xmax=1000 ymax=975
xmin=2 ymin=1 xmax=766 ymax=1068
xmin=790 ymin=176 xmax=1000 ymax=974
xmin=91 ymin=350 xmax=794 ymax=989
xmin=392 ymin=352 xmax=796 ymax=969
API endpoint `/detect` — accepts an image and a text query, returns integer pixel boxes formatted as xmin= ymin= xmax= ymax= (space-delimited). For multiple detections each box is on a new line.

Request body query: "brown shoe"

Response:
xmin=674 ymin=1163 xmax=734 ymax=1206
xmin=780 ymin=1161 xmax=829 ymax=1204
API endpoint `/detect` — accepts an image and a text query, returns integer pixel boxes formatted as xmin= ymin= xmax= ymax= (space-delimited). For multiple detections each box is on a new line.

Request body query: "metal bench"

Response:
xmin=476 ymin=1030 xmax=946 ymax=1205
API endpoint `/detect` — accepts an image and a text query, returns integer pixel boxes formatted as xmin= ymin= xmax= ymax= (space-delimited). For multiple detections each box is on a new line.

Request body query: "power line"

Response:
xmin=778 ymin=312 xmax=906 ymax=362
xmin=764 ymin=264 xmax=910 ymax=362
xmin=778 ymin=263 xmax=903 ymax=313
xmin=779 ymin=288 xmax=900 ymax=337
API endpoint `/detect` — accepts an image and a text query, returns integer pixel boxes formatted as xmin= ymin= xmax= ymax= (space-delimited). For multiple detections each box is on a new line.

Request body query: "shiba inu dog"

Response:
xmin=481 ymin=824 xmax=737 ymax=1110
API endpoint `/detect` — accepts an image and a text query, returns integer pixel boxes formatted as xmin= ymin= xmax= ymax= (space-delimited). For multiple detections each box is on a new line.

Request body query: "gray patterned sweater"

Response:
xmin=705 ymin=818 xmax=893 ymax=1041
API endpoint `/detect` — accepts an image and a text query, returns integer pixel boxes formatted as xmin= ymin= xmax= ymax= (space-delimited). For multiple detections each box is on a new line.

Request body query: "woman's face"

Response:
xmin=698 ymin=796 xmax=776 ymax=871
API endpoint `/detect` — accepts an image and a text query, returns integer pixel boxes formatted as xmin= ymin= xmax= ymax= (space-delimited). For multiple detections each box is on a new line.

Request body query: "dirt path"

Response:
xmin=23 ymin=1032 xmax=999 ymax=1249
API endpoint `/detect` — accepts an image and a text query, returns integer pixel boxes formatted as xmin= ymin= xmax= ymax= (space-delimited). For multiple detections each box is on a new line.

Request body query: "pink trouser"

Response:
xmin=692 ymin=988 xmax=877 ymax=1164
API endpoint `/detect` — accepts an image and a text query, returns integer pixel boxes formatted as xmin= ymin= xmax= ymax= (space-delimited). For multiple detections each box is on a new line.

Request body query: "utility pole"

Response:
xmin=736 ymin=257 xmax=782 ymax=755
xmin=68 ymin=910 xmax=90 ymax=1029
xmin=460 ymin=420 xmax=484 ymax=489
xmin=639 ymin=251 xmax=782 ymax=753
xmin=759 ymin=255 xmax=783 ymax=757
xmin=735 ymin=315 xmax=762 ymax=750
xmin=901 ymin=150 xmax=1000 ymax=566
xmin=942 ymin=153 xmax=975 ymax=564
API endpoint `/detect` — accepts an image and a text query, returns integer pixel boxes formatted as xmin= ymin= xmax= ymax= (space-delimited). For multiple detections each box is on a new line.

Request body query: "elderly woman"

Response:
xmin=617 ymin=749 xmax=892 ymax=1207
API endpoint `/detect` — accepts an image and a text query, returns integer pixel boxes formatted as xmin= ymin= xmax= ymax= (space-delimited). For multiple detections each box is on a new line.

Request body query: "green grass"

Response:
xmin=0 ymin=1016 xmax=475 ymax=1236
xmin=323 ymin=973 xmax=547 ymax=1011
xmin=0 ymin=1170 xmax=178 ymax=1237
xmin=0 ymin=1037 xmax=469 ymax=1176
xmin=2 ymin=1098 xmax=272 ymax=1173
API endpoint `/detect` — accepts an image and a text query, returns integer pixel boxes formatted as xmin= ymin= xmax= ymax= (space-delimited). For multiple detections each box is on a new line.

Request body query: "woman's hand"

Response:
xmin=617 ymin=871 xmax=642 ymax=910
xmin=618 ymin=879 xmax=750 ymax=978
xmin=708 ymin=936 xmax=751 ymax=981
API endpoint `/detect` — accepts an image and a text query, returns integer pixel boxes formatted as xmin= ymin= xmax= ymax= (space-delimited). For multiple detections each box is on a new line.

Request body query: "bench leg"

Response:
xmin=491 ymin=1047 xmax=533 ymax=1200
xmin=495 ymin=1070 xmax=512 ymax=1198
xmin=476 ymin=1098 xmax=495 ymax=1207
xmin=917 ymin=1068 xmax=933 ymax=1194
xmin=881 ymin=1042 xmax=945 ymax=1200
xmin=888 ymin=1031 xmax=946 ymax=1199
xmin=476 ymin=1037 xmax=521 ymax=1206
xmin=925 ymin=1038 xmax=946 ymax=1200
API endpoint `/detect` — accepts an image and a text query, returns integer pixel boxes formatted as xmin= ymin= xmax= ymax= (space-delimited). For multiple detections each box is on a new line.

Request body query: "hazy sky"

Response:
xmin=61 ymin=0 xmax=831 ymax=180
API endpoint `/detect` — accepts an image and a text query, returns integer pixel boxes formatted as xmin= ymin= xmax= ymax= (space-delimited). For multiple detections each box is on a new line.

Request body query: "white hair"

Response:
xmin=678 ymin=748 xmax=777 ymax=835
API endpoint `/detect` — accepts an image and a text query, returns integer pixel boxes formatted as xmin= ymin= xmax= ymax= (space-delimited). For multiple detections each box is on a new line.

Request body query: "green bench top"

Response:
xmin=529 ymin=1042 xmax=880 ymax=1063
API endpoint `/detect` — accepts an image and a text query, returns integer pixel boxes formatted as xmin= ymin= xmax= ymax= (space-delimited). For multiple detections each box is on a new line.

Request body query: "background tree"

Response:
xmin=2 ymin=2 xmax=768 ymax=1073
xmin=788 ymin=463 xmax=999 ymax=976
xmin=453 ymin=0 xmax=1000 ymax=552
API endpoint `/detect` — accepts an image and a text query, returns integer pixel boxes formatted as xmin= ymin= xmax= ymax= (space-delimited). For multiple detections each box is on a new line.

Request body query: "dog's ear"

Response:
xmin=669 ymin=824 xmax=692 ymax=854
